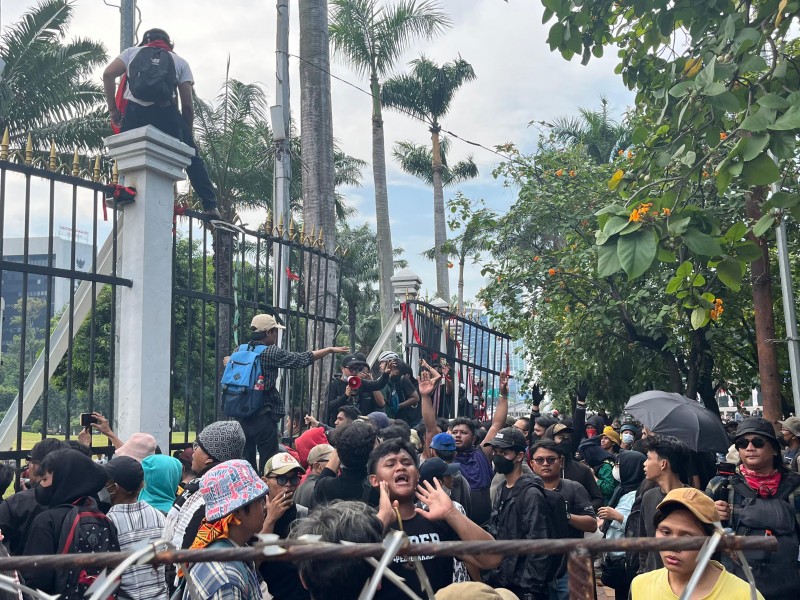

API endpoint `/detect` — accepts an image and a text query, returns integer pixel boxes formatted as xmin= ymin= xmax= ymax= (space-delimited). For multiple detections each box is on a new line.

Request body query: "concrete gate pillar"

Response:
xmin=104 ymin=126 xmax=194 ymax=452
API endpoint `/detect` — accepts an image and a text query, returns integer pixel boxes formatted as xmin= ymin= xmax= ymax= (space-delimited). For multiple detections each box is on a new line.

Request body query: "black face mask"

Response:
xmin=492 ymin=455 xmax=516 ymax=475
xmin=34 ymin=484 xmax=54 ymax=506
xmin=530 ymin=433 xmax=540 ymax=444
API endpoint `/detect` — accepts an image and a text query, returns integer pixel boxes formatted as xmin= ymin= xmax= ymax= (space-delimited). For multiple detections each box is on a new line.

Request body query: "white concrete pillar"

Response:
xmin=392 ymin=268 xmax=422 ymax=375
xmin=104 ymin=126 xmax=194 ymax=452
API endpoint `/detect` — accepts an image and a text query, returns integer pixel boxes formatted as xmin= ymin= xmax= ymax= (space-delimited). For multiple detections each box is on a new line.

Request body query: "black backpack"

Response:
xmin=536 ymin=483 xmax=572 ymax=579
xmin=723 ymin=473 xmax=800 ymax=598
xmin=127 ymin=46 xmax=178 ymax=103
xmin=55 ymin=497 xmax=120 ymax=600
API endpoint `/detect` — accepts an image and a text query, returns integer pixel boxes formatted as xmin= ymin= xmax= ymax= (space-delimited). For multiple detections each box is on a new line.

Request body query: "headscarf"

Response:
xmin=139 ymin=455 xmax=182 ymax=513
xmin=608 ymin=450 xmax=646 ymax=507
xmin=578 ymin=435 xmax=615 ymax=468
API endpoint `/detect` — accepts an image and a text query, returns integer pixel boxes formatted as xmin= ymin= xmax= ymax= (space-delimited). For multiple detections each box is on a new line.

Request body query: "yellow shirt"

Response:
xmin=630 ymin=561 xmax=764 ymax=600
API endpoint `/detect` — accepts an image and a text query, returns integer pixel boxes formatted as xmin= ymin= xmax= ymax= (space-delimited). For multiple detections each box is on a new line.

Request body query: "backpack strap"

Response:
xmin=774 ymin=471 xmax=800 ymax=501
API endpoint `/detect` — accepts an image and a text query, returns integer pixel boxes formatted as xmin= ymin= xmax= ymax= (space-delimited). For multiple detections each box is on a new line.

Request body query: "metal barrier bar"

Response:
xmin=1 ymin=536 xmax=777 ymax=572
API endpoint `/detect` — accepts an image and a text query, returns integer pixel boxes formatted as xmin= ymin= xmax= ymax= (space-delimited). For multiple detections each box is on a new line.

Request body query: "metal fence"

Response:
xmin=399 ymin=300 xmax=513 ymax=420
xmin=0 ymin=150 xmax=126 ymax=465
xmin=170 ymin=211 xmax=342 ymax=448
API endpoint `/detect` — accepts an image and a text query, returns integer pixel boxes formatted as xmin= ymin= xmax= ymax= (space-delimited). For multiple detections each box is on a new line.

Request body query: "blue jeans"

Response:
xmin=548 ymin=573 xmax=569 ymax=600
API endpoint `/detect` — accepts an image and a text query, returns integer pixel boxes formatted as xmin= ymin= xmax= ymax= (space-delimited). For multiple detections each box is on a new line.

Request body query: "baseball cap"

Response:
xmin=656 ymin=487 xmax=721 ymax=526
xmin=552 ymin=423 xmax=573 ymax=436
xmin=430 ymin=432 xmax=456 ymax=452
xmin=435 ymin=582 xmax=519 ymax=600
xmin=263 ymin=452 xmax=304 ymax=476
xmin=483 ymin=427 xmax=526 ymax=450
xmin=359 ymin=411 xmax=391 ymax=430
xmin=419 ymin=457 xmax=460 ymax=485
xmin=175 ymin=446 xmax=194 ymax=467
xmin=251 ymin=313 xmax=286 ymax=333
xmin=735 ymin=417 xmax=778 ymax=443
xmin=341 ymin=353 xmax=369 ymax=369
xmin=104 ymin=456 xmax=144 ymax=492
xmin=307 ymin=444 xmax=334 ymax=465
xmin=620 ymin=423 xmax=639 ymax=434
xmin=779 ymin=416 xmax=800 ymax=437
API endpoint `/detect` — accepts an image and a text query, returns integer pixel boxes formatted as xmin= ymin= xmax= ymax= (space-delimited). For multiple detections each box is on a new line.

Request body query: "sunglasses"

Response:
xmin=735 ymin=437 xmax=768 ymax=450
xmin=267 ymin=473 xmax=302 ymax=486
xmin=532 ymin=456 xmax=561 ymax=465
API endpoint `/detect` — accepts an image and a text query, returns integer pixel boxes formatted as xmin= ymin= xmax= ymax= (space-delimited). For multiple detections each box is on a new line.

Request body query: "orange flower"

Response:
xmin=662 ymin=208 xmax=671 ymax=216
xmin=548 ymin=268 xmax=556 ymax=276
xmin=618 ymin=149 xmax=624 ymax=156
xmin=569 ymin=169 xmax=576 ymax=177
xmin=627 ymin=150 xmax=634 ymax=159
xmin=629 ymin=209 xmax=641 ymax=222
xmin=710 ymin=309 xmax=720 ymax=320
xmin=534 ymin=255 xmax=541 ymax=262
xmin=496 ymin=275 xmax=502 ymax=282
xmin=448 ymin=262 xmax=454 ymax=268
xmin=556 ymin=169 xmax=564 ymax=177
xmin=703 ymin=171 xmax=709 ymax=177
xmin=720 ymin=132 xmax=728 ymax=140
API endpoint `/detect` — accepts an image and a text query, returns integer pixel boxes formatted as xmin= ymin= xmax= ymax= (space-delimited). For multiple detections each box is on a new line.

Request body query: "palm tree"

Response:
xmin=329 ymin=0 xmax=451 ymax=329
xmin=547 ymin=97 xmax=631 ymax=164
xmin=0 ymin=0 xmax=108 ymax=151
xmin=382 ymin=55 xmax=476 ymax=300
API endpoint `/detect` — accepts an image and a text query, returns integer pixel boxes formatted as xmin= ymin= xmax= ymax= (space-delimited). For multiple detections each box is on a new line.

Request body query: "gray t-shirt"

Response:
xmin=117 ymin=46 xmax=193 ymax=105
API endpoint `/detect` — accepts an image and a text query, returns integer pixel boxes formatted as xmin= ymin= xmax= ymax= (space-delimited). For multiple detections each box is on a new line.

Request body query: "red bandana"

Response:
xmin=739 ymin=464 xmax=782 ymax=498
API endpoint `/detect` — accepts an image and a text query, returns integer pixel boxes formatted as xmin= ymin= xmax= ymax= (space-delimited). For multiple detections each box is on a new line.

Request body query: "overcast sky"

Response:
xmin=2 ymin=0 xmax=633 ymax=302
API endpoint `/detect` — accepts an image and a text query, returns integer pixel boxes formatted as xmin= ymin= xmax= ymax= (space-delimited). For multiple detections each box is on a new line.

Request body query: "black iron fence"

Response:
xmin=399 ymin=300 xmax=513 ymax=420
xmin=170 ymin=211 xmax=342 ymax=448
xmin=0 ymin=150 xmax=127 ymax=465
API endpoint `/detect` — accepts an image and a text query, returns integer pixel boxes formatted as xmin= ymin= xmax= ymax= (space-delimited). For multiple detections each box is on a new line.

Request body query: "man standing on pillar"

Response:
xmin=231 ymin=314 xmax=348 ymax=473
xmin=102 ymin=28 xmax=221 ymax=218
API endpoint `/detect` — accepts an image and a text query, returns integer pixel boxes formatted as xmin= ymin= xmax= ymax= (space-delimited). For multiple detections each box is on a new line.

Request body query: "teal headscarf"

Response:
xmin=139 ymin=454 xmax=182 ymax=513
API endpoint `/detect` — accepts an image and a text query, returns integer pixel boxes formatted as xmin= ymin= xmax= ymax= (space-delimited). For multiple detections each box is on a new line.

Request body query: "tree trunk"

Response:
xmin=213 ymin=229 xmax=234 ymax=420
xmin=348 ymin=298 xmax=357 ymax=351
xmin=371 ymin=74 xmax=395 ymax=336
xmin=746 ymin=187 xmax=781 ymax=424
xmin=431 ymin=124 xmax=449 ymax=302
xmin=300 ymin=0 xmax=338 ymax=416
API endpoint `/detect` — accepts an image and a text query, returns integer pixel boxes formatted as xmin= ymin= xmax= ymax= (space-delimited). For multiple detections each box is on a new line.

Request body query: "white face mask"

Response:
xmin=622 ymin=432 xmax=635 ymax=445
xmin=612 ymin=465 xmax=621 ymax=482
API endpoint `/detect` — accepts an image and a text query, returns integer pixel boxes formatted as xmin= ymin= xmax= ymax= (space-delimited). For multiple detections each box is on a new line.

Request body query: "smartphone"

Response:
xmin=80 ymin=413 xmax=98 ymax=428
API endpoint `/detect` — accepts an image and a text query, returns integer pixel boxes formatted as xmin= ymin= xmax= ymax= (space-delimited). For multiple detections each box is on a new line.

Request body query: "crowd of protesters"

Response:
xmin=1 ymin=316 xmax=799 ymax=599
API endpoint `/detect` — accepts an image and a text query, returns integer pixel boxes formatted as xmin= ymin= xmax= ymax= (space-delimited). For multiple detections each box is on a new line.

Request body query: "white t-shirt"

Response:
xmin=117 ymin=46 xmax=193 ymax=106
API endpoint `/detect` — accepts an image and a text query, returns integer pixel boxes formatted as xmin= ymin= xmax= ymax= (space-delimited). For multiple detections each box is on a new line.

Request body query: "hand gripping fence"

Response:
xmin=0 ymin=532 xmax=777 ymax=600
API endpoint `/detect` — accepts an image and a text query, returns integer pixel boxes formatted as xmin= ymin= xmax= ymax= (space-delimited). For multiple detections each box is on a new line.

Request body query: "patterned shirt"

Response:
xmin=257 ymin=345 xmax=314 ymax=416
xmin=187 ymin=538 xmax=262 ymax=600
xmin=107 ymin=502 xmax=168 ymax=600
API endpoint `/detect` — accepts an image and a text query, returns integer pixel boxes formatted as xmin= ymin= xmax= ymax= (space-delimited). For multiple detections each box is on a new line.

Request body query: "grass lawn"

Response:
xmin=14 ymin=431 xmax=196 ymax=451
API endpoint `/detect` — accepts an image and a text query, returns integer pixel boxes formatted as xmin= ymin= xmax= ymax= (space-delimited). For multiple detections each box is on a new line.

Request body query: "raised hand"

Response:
xmin=530 ymin=383 xmax=544 ymax=406
xmin=418 ymin=369 xmax=441 ymax=397
xmin=575 ymin=380 xmax=589 ymax=403
xmin=415 ymin=478 xmax=455 ymax=521
xmin=499 ymin=372 xmax=510 ymax=397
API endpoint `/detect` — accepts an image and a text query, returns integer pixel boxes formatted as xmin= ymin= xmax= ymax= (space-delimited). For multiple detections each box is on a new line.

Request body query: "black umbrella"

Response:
xmin=625 ymin=390 xmax=729 ymax=452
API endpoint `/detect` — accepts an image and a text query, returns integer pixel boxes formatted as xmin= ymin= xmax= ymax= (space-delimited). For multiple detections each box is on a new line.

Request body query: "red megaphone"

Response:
xmin=347 ymin=376 xmax=362 ymax=390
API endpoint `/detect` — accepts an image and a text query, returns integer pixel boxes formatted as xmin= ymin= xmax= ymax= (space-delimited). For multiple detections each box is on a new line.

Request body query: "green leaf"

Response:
xmin=619 ymin=220 xmax=643 ymax=235
xmin=769 ymin=132 xmax=796 ymax=159
xmin=757 ymin=94 xmax=789 ymax=109
xmin=740 ymin=108 xmax=776 ymax=132
xmin=695 ymin=56 xmax=716 ymax=88
xmin=717 ymin=257 xmax=744 ymax=292
xmin=764 ymin=192 xmax=800 ymax=210
xmin=595 ymin=204 xmax=628 ymax=217
xmin=716 ymin=167 xmax=732 ymax=195
xmin=735 ymin=241 xmax=763 ymax=262
xmin=603 ymin=215 xmax=631 ymax=236
xmin=597 ymin=243 xmax=621 ymax=277
xmin=668 ymin=217 xmax=691 ymax=235
xmin=700 ymin=292 xmax=716 ymax=304
xmin=676 ymin=260 xmax=693 ymax=279
xmin=700 ymin=82 xmax=727 ymax=97
xmin=741 ymin=133 xmax=770 ymax=162
xmin=724 ymin=222 xmax=748 ymax=243
xmin=657 ymin=246 xmax=677 ymax=263
xmin=691 ymin=273 xmax=707 ymax=287
xmin=741 ymin=153 xmax=780 ymax=186
xmin=752 ymin=213 xmax=775 ymax=237
xmin=739 ymin=54 xmax=768 ymax=72
xmin=666 ymin=274 xmax=682 ymax=294
xmin=632 ymin=127 xmax=649 ymax=145
xmin=770 ymin=105 xmax=800 ymax=131
xmin=547 ymin=23 xmax=565 ymax=50
xmin=708 ymin=91 xmax=741 ymax=112
xmin=683 ymin=229 xmax=723 ymax=256
xmin=669 ymin=81 xmax=696 ymax=97
xmin=691 ymin=307 xmax=709 ymax=330
xmin=617 ymin=229 xmax=657 ymax=280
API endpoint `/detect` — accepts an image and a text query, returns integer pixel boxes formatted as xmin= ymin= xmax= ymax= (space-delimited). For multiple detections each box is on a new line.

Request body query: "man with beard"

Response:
xmin=368 ymin=438 xmax=500 ymax=599
xmin=481 ymin=427 xmax=552 ymax=600
xmin=449 ymin=372 xmax=509 ymax=525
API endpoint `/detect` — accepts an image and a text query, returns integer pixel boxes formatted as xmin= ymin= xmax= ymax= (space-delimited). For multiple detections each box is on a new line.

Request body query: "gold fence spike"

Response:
xmin=288 ymin=219 xmax=296 ymax=240
xmin=1 ymin=128 xmax=10 ymax=160
xmin=317 ymin=227 xmax=324 ymax=246
xmin=265 ymin=210 xmax=273 ymax=234
xmin=306 ymin=225 xmax=315 ymax=245
xmin=49 ymin=141 xmax=57 ymax=170
xmin=112 ymin=160 xmax=119 ymax=184
xmin=25 ymin=133 xmax=33 ymax=165
xmin=72 ymin=149 xmax=80 ymax=176
xmin=93 ymin=155 xmax=101 ymax=182
xmin=277 ymin=215 xmax=285 ymax=237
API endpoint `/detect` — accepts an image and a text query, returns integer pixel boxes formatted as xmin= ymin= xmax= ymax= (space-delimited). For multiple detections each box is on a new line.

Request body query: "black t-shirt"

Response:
xmin=555 ymin=478 xmax=596 ymax=539
xmin=387 ymin=376 xmax=420 ymax=426
xmin=376 ymin=512 xmax=458 ymax=600
xmin=258 ymin=507 xmax=309 ymax=600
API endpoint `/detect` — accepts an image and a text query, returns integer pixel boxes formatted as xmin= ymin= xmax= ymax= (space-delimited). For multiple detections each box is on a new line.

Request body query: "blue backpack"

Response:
xmin=220 ymin=344 xmax=267 ymax=418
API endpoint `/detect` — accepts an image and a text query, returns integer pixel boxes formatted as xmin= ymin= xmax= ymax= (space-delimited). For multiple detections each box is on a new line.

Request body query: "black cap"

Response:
xmin=341 ymin=353 xmax=368 ymax=369
xmin=105 ymin=456 xmax=144 ymax=492
xmin=483 ymin=427 xmax=527 ymax=450
xmin=419 ymin=457 xmax=460 ymax=485
xmin=735 ymin=417 xmax=778 ymax=443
